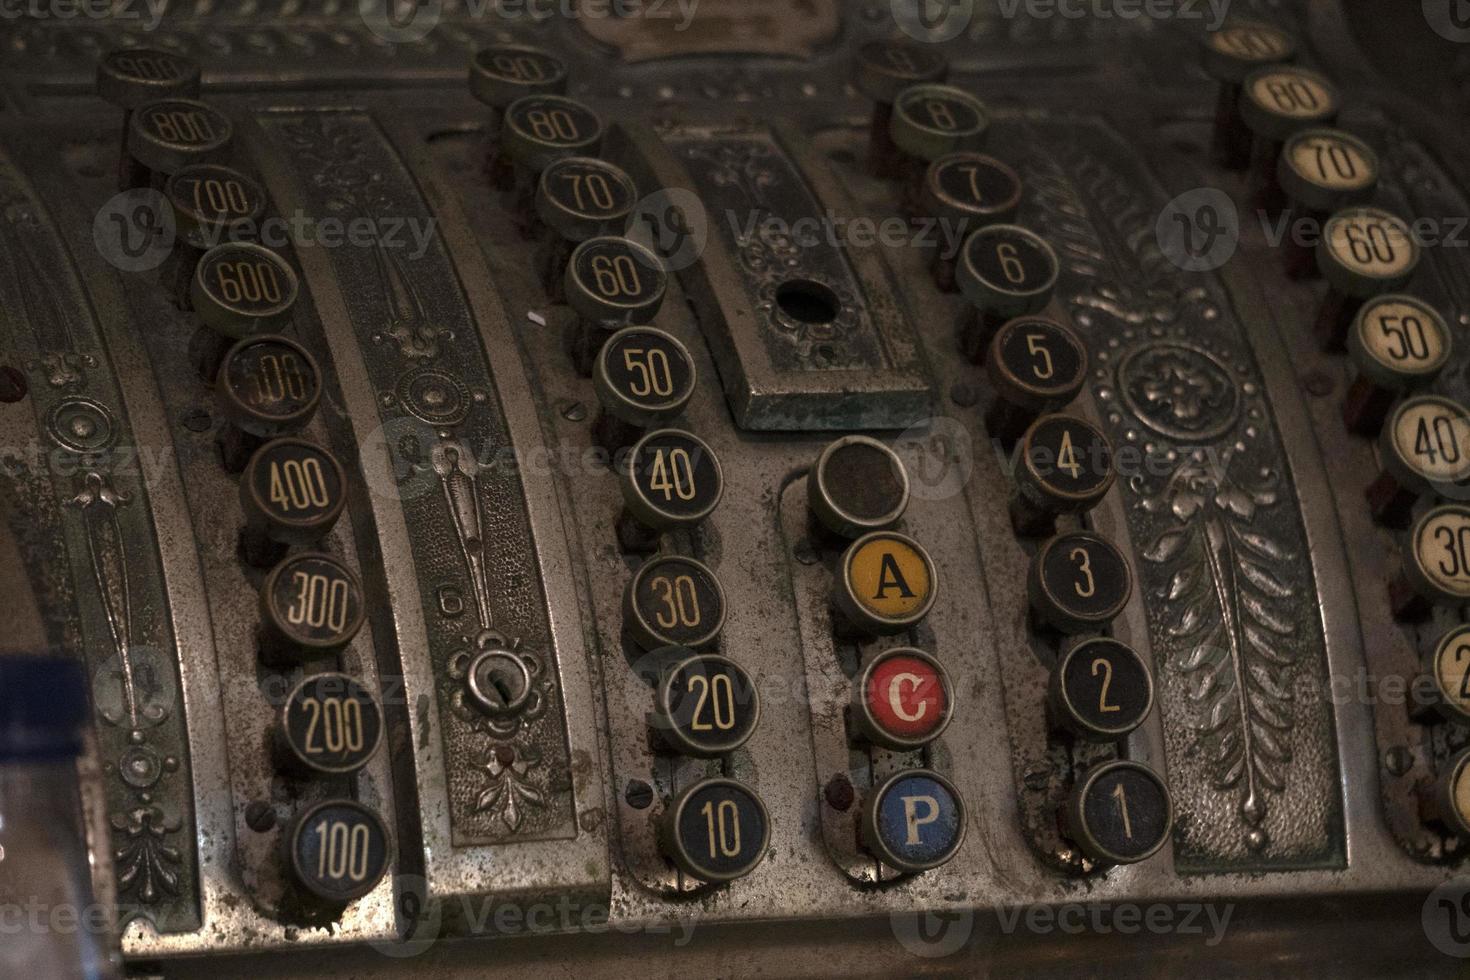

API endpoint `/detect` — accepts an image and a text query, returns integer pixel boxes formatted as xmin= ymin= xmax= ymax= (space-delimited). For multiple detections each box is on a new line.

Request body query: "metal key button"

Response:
xmin=889 ymin=84 xmax=989 ymax=206
xmin=500 ymin=94 xmax=603 ymax=222
xmin=1277 ymin=128 xmax=1379 ymax=278
xmin=958 ymin=225 xmax=1059 ymax=363
xmin=1011 ymin=414 xmax=1116 ymax=537
xmin=1314 ymin=208 xmax=1421 ymax=350
xmin=216 ymin=335 xmax=322 ymax=473
xmin=921 ymin=152 xmax=1022 ymax=291
xmin=624 ymin=555 xmax=726 ymax=651
xmin=620 ymin=428 xmax=723 ymax=535
xmin=860 ymin=769 xmax=966 ymax=873
xmin=1391 ymin=505 xmax=1470 ymax=621
xmin=1048 ymin=638 xmax=1155 ymax=743
xmin=984 ymin=316 xmax=1088 ymax=447
xmin=97 ymin=48 xmax=201 ymax=188
xmin=1063 ymin=760 xmax=1172 ymax=865
xmin=658 ymin=777 xmax=770 ymax=884
xmin=1365 ymin=396 xmax=1470 ymax=528
xmin=162 ymin=164 xmax=267 ymax=307
xmin=850 ymin=648 xmax=953 ymax=751
xmin=566 ymin=236 xmax=667 ymax=376
xmin=652 ymin=652 xmax=760 ymax=758
xmin=592 ymin=326 xmax=695 ymax=450
xmin=259 ymin=552 xmax=365 ymax=665
xmin=1240 ymin=66 xmax=1339 ymax=209
xmin=1200 ymin=20 xmax=1296 ymax=170
xmin=536 ymin=156 xmax=638 ymax=298
xmin=276 ymin=672 xmax=385 ymax=776
xmin=832 ymin=531 xmax=937 ymax=636
xmin=808 ymin=435 xmax=910 ymax=541
xmin=469 ymin=45 xmax=570 ymax=190
xmin=127 ymin=98 xmax=233 ymax=191
xmin=854 ymin=40 xmax=948 ymax=178
xmin=240 ymin=438 xmax=347 ymax=566
xmin=189 ymin=242 xmax=300 ymax=382
xmin=1427 ymin=626 xmax=1470 ymax=725
xmin=1343 ymin=297 xmax=1450 ymax=436
xmin=1028 ymin=531 xmax=1133 ymax=635
xmin=286 ymin=799 xmax=392 ymax=909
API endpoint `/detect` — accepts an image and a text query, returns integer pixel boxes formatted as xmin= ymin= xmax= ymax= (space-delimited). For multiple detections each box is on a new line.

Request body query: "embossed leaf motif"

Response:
xmin=474 ymin=747 xmax=545 ymax=832
xmin=111 ymin=806 xmax=183 ymax=903
xmin=1143 ymin=449 xmax=1296 ymax=849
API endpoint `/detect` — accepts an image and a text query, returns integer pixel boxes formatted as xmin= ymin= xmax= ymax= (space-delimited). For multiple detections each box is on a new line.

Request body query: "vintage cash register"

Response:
xmin=2 ymin=0 xmax=1470 ymax=974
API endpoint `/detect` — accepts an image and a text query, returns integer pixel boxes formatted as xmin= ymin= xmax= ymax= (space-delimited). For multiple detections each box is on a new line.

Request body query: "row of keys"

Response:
xmin=97 ymin=48 xmax=391 ymax=912
xmin=472 ymin=47 xmax=776 ymax=886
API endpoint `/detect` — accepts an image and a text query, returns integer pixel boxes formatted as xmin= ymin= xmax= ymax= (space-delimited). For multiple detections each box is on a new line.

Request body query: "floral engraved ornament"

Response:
xmin=1137 ymin=445 xmax=1296 ymax=851
xmin=474 ymin=744 xmax=545 ymax=833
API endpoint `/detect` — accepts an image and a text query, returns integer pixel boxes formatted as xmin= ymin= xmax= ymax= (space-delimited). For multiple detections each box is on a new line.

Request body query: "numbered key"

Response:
xmin=1343 ymin=297 xmax=1451 ymax=436
xmin=658 ymin=777 xmax=769 ymax=883
xmin=832 ymin=531 xmax=937 ymax=636
xmin=850 ymin=648 xmax=953 ymax=751
xmin=1010 ymin=414 xmax=1115 ymax=537
xmin=276 ymin=672 xmax=385 ymax=776
xmin=97 ymin=48 xmax=201 ymax=188
xmin=535 ymin=156 xmax=638 ymax=297
xmin=1313 ymin=207 xmax=1421 ymax=350
xmin=620 ymin=428 xmax=723 ymax=536
xmin=1277 ymin=128 xmax=1379 ymax=277
xmin=189 ymin=242 xmax=300 ymax=381
xmin=808 ymin=435 xmax=910 ymax=540
xmin=1365 ymin=396 xmax=1470 ymax=528
xmin=1392 ymin=505 xmax=1470 ymax=620
xmin=624 ymin=555 xmax=726 ymax=650
xmin=259 ymin=552 xmax=366 ymax=664
xmin=161 ymin=164 xmax=267 ymax=307
xmin=889 ymin=84 xmax=989 ymax=205
xmin=216 ymin=335 xmax=322 ymax=472
xmin=1239 ymin=65 xmax=1338 ymax=208
xmin=1200 ymin=20 xmax=1296 ymax=169
xmin=984 ymin=316 xmax=1088 ymax=446
xmin=1028 ymin=531 xmax=1133 ymax=635
xmin=240 ymin=438 xmax=347 ymax=565
xmin=126 ymin=98 xmax=233 ymax=191
xmin=1436 ymin=749 xmax=1470 ymax=837
xmin=286 ymin=799 xmax=391 ymax=908
xmin=957 ymin=225 xmax=1059 ymax=362
xmin=921 ymin=152 xmax=1021 ymax=291
xmin=854 ymin=40 xmax=948 ymax=177
xmin=565 ymin=236 xmax=668 ymax=376
xmin=1063 ymin=760 xmax=1172 ymax=865
xmin=1048 ymin=638 xmax=1154 ymax=742
xmin=652 ymin=652 xmax=760 ymax=757
xmin=592 ymin=326 xmax=696 ymax=449
xmin=1427 ymin=626 xmax=1470 ymax=725
xmin=500 ymin=94 xmax=603 ymax=219
xmin=860 ymin=769 xmax=966 ymax=873
xmin=469 ymin=44 xmax=569 ymax=191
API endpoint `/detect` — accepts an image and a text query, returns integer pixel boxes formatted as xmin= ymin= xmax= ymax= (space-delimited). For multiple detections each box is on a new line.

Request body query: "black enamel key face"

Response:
xmin=98 ymin=49 xmax=200 ymax=106
xmin=626 ymin=430 xmax=722 ymax=524
xmin=504 ymin=95 xmax=602 ymax=154
xmin=281 ymin=673 xmax=384 ymax=775
xmin=194 ymin=243 xmax=298 ymax=336
xmin=627 ymin=556 xmax=725 ymax=650
xmin=931 ymin=154 xmax=1021 ymax=217
xmin=1035 ymin=532 xmax=1131 ymax=629
xmin=658 ymin=653 xmax=760 ymax=756
xmin=167 ymin=164 xmax=267 ymax=244
xmin=894 ymin=88 xmax=986 ymax=140
xmin=540 ymin=157 xmax=637 ymax=225
xmin=1072 ymin=762 xmax=1171 ymax=864
xmin=222 ymin=337 xmax=320 ymax=430
xmin=1022 ymin=415 xmax=1114 ymax=503
xmin=133 ymin=99 xmax=232 ymax=157
xmin=668 ymin=779 xmax=769 ymax=881
xmin=966 ymin=226 xmax=1057 ymax=298
xmin=264 ymin=553 xmax=364 ymax=652
xmin=1055 ymin=638 xmax=1153 ymax=740
xmin=246 ymin=439 xmax=345 ymax=534
xmin=289 ymin=800 xmax=391 ymax=903
xmin=600 ymin=328 xmax=695 ymax=417
xmin=994 ymin=318 xmax=1086 ymax=402
xmin=472 ymin=46 xmax=567 ymax=97
xmin=571 ymin=237 xmax=666 ymax=314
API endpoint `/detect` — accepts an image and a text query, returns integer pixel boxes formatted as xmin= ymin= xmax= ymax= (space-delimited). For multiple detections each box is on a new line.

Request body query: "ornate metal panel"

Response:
xmin=1014 ymin=115 xmax=1346 ymax=872
xmin=0 ymin=148 xmax=198 ymax=927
